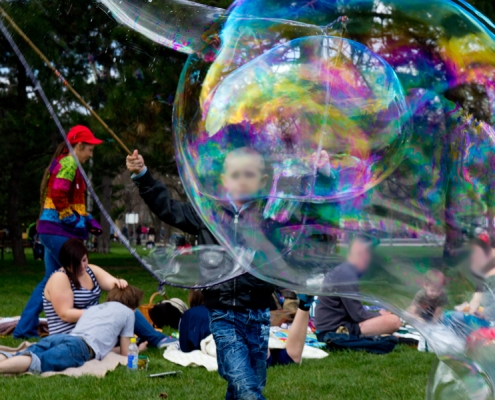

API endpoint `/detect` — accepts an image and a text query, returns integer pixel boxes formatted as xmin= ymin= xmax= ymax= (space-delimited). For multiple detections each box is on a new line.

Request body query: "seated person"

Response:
xmin=445 ymin=234 xmax=495 ymax=336
xmin=179 ymin=290 xmax=211 ymax=353
xmin=0 ymin=285 xmax=144 ymax=374
xmin=471 ymin=234 xmax=495 ymax=322
xmin=408 ymin=269 xmax=448 ymax=322
xmin=315 ymin=236 xmax=401 ymax=341
xmin=267 ymin=294 xmax=314 ymax=366
xmin=456 ymin=289 xmax=483 ymax=315
xmin=43 ymin=238 xmax=176 ymax=348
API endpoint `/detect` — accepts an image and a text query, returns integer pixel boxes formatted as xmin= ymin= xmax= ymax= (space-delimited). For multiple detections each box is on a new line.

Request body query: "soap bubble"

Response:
xmin=193 ymin=35 xmax=409 ymax=201
xmin=99 ymin=1 xmax=495 ymax=396
xmin=168 ymin=0 xmax=495 ymax=296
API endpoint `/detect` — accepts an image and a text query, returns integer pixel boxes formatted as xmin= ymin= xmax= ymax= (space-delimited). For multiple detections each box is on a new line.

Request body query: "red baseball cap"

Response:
xmin=67 ymin=125 xmax=103 ymax=146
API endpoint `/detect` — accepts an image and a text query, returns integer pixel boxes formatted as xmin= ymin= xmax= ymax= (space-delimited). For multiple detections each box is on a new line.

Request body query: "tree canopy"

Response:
xmin=0 ymin=0 xmax=494 ymax=264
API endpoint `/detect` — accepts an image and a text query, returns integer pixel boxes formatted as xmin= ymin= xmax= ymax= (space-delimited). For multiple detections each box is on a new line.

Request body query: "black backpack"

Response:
xmin=323 ymin=332 xmax=398 ymax=354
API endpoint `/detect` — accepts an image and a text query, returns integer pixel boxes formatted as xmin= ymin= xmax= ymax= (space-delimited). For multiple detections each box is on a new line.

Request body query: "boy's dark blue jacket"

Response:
xmin=133 ymin=169 xmax=275 ymax=310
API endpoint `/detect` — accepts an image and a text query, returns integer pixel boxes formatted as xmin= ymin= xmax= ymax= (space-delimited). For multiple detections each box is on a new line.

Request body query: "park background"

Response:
xmin=0 ymin=0 xmax=494 ymax=398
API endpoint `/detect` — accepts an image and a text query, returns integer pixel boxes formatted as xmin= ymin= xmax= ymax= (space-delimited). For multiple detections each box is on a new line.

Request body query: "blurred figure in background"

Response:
xmin=408 ymin=270 xmax=448 ymax=322
xmin=315 ymin=236 xmax=401 ymax=341
xmin=179 ymin=290 xmax=211 ymax=353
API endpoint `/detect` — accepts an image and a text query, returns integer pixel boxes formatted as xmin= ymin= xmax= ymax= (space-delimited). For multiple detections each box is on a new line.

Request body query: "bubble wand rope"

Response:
xmin=0 ymin=16 xmax=166 ymax=289
xmin=309 ymin=16 xmax=349 ymax=195
xmin=0 ymin=5 xmax=132 ymax=155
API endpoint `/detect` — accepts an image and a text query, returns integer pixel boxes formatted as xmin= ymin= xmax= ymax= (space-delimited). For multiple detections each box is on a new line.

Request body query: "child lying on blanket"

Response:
xmin=0 ymin=286 xmax=146 ymax=375
xmin=267 ymin=294 xmax=314 ymax=366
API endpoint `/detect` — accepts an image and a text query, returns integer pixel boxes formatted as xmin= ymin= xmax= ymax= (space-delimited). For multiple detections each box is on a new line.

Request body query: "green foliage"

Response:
xmin=0 ymin=0 xmax=187 ymax=230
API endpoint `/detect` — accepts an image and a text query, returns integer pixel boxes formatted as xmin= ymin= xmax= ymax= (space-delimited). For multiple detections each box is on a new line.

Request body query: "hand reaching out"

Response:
xmin=310 ymin=150 xmax=332 ymax=177
xmin=126 ymin=150 xmax=146 ymax=175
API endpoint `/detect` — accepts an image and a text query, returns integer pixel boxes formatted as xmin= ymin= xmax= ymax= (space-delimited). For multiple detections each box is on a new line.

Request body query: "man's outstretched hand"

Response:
xmin=126 ymin=149 xmax=146 ymax=175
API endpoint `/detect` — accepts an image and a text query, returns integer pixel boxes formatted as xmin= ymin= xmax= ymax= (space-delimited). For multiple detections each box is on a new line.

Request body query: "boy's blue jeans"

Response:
xmin=209 ymin=308 xmax=270 ymax=400
xmin=13 ymin=235 xmax=69 ymax=338
xmin=13 ymin=334 xmax=91 ymax=373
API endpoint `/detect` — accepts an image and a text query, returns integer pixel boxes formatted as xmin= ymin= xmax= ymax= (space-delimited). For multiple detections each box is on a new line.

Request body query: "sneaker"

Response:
xmin=157 ymin=337 xmax=178 ymax=349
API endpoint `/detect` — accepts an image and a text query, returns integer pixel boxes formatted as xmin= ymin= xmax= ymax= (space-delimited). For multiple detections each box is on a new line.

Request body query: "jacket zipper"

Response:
xmin=234 ymin=213 xmax=239 ymax=241
xmin=233 ymin=212 xmax=239 ymax=307
xmin=233 ymin=278 xmax=236 ymax=307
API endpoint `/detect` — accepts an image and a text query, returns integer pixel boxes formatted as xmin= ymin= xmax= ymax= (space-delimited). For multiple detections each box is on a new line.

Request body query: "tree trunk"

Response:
xmin=443 ymin=115 xmax=465 ymax=259
xmin=149 ymin=211 xmax=162 ymax=244
xmin=7 ymin=59 xmax=28 ymax=266
xmin=7 ymin=157 xmax=27 ymax=266
xmin=443 ymin=181 xmax=463 ymax=259
xmin=97 ymin=175 xmax=112 ymax=253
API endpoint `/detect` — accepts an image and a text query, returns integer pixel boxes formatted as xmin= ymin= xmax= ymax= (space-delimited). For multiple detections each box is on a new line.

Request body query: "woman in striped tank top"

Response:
xmin=43 ymin=265 xmax=102 ymax=335
xmin=43 ymin=239 xmax=177 ymax=348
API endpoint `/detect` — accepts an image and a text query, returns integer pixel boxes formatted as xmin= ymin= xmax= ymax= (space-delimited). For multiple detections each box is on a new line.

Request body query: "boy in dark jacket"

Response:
xmin=127 ymin=145 xmax=275 ymax=399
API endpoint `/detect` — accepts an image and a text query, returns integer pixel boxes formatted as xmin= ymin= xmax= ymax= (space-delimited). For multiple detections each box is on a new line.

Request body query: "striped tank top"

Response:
xmin=43 ymin=266 xmax=101 ymax=334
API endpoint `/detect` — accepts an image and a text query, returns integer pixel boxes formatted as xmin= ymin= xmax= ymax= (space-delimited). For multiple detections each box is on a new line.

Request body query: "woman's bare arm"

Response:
xmin=89 ymin=264 xmax=128 ymax=292
xmin=285 ymin=309 xmax=310 ymax=364
xmin=45 ymin=272 xmax=85 ymax=323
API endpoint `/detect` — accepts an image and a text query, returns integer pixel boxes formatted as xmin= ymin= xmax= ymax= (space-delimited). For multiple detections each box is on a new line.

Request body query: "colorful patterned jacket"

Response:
xmin=37 ymin=153 xmax=101 ymax=240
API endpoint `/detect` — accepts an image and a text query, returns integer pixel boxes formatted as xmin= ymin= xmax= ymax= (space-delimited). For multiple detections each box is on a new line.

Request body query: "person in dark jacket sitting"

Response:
xmin=315 ymin=236 xmax=401 ymax=341
xmin=179 ymin=289 xmax=211 ymax=353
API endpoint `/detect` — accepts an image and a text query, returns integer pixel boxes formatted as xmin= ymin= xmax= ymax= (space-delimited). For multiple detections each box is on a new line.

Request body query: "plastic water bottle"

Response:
xmin=127 ymin=338 xmax=139 ymax=370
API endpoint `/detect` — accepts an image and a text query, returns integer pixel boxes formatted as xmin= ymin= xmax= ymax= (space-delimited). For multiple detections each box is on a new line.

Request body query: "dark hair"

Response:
xmin=470 ymin=237 xmax=492 ymax=256
xmin=107 ymin=285 xmax=144 ymax=310
xmin=188 ymin=289 xmax=205 ymax=308
xmin=40 ymin=142 xmax=88 ymax=212
xmin=58 ymin=239 xmax=88 ymax=289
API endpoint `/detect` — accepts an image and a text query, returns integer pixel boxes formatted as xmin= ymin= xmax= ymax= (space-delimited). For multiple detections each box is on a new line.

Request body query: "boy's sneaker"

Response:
xmin=157 ymin=337 xmax=178 ymax=349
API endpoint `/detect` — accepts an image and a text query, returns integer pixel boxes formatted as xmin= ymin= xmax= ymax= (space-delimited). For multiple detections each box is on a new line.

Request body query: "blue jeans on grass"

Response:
xmin=209 ymin=308 xmax=270 ymax=400
xmin=134 ymin=309 xmax=167 ymax=347
xmin=13 ymin=235 xmax=69 ymax=338
xmin=17 ymin=334 xmax=91 ymax=373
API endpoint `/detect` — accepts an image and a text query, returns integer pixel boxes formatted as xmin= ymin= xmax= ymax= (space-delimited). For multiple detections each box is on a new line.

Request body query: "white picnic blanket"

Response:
xmin=163 ymin=329 xmax=328 ymax=371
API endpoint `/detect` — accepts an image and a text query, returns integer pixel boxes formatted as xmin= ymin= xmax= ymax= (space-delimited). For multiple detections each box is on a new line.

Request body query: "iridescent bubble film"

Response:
xmin=98 ymin=0 xmax=495 ymax=398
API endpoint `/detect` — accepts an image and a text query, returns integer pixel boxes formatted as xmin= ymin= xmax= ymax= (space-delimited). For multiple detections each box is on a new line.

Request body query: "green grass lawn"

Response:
xmin=0 ymin=244 xmax=436 ymax=400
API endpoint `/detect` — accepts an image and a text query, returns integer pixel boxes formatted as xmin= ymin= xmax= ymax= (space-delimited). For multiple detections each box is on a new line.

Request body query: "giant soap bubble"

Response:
xmin=99 ymin=0 xmax=495 ymax=397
